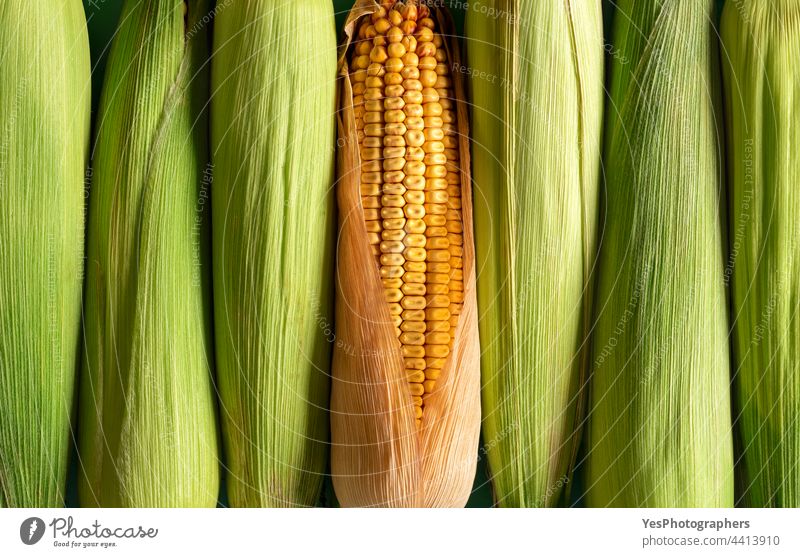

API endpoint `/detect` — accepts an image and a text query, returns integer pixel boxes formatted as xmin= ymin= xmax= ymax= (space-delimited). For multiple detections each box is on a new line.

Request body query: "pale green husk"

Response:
xmin=722 ymin=0 xmax=800 ymax=507
xmin=79 ymin=0 xmax=219 ymax=507
xmin=587 ymin=0 xmax=734 ymax=507
xmin=0 ymin=0 xmax=90 ymax=507
xmin=467 ymin=0 xmax=604 ymax=507
xmin=211 ymin=0 xmax=337 ymax=507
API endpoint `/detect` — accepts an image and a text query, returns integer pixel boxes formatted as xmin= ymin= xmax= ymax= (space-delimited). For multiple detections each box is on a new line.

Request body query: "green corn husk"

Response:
xmin=211 ymin=0 xmax=336 ymax=507
xmin=79 ymin=0 xmax=219 ymax=507
xmin=0 ymin=0 xmax=90 ymax=507
xmin=587 ymin=0 xmax=733 ymax=507
xmin=722 ymin=0 xmax=800 ymax=507
xmin=467 ymin=1 xmax=604 ymax=507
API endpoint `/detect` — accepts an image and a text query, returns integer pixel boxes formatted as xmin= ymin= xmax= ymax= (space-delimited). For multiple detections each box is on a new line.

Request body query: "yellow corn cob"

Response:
xmin=332 ymin=0 xmax=480 ymax=508
xmin=351 ymin=0 xmax=464 ymax=425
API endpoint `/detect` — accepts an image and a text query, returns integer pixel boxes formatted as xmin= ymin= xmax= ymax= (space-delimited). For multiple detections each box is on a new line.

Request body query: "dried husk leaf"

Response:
xmin=0 ymin=0 xmax=90 ymax=508
xmin=331 ymin=0 xmax=481 ymax=508
xmin=211 ymin=0 xmax=337 ymax=507
xmin=722 ymin=0 xmax=800 ymax=507
xmin=587 ymin=0 xmax=734 ymax=507
xmin=466 ymin=0 xmax=604 ymax=508
xmin=79 ymin=0 xmax=218 ymax=507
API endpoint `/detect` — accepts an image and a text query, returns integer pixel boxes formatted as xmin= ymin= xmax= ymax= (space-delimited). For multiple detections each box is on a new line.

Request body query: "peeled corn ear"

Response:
xmin=79 ymin=0 xmax=218 ymax=507
xmin=588 ymin=0 xmax=734 ymax=507
xmin=722 ymin=0 xmax=800 ymax=507
xmin=0 ymin=0 xmax=90 ymax=508
xmin=466 ymin=0 xmax=604 ymax=507
xmin=211 ymin=0 xmax=337 ymax=507
xmin=332 ymin=0 xmax=480 ymax=508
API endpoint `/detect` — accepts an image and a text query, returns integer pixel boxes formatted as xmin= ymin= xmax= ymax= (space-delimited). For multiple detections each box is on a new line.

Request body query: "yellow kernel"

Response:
xmin=380 ymin=252 xmax=404 ymax=267
xmin=383 ymin=277 xmax=402 ymax=290
xmin=383 ymin=157 xmax=405 ymax=172
xmin=404 ymin=104 xmax=424 ymax=118
xmin=370 ymin=45 xmax=388 ymax=63
xmin=426 ymin=332 xmax=451 ymax=345
xmin=426 ymin=191 xmax=448 ymax=205
xmin=384 ymin=171 xmax=405 ymax=183
xmin=404 ymin=90 xmax=423 ymax=105
xmin=382 ymin=194 xmax=405 ymax=208
xmin=405 ymin=160 xmax=425 ymax=176
xmin=404 ymin=247 xmax=426 ymax=262
xmin=426 ymin=357 xmax=446 ymax=369
xmin=404 ymin=175 xmax=426 ymax=190
xmin=404 ymin=261 xmax=426 ymax=273
xmin=406 ymin=130 xmax=425 ymax=147
xmin=400 ymin=331 xmax=424 ymax=345
xmin=427 ymin=262 xmax=450 ymax=274
xmin=364 ymin=123 xmax=385 ymax=137
xmin=386 ymin=57 xmax=403 ymax=73
xmin=427 ymin=283 xmax=449 ymax=295
xmin=417 ymin=27 xmax=434 ymax=44
xmin=420 ymin=70 xmax=438 ymax=87
xmin=405 ymin=116 xmax=424 ymax=131
xmin=384 ymin=288 xmax=402 ymax=303
xmin=404 ymin=190 xmax=425 ymax=206
xmin=424 ymin=130 xmax=445 ymax=144
xmin=405 ymin=357 xmax=426 ymax=370
xmin=405 ymin=219 xmax=425 ymax=234
xmin=425 ymin=165 xmax=448 ymax=179
xmin=385 ymin=72 xmax=403 ymax=86
xmin=384 ymin=97 xmax=404 ymax=110
xmin=427 ymin=236 xmax=449 ymax=250
xmin=426 ymin=369 xmax=442 ymax=380
xmin=382 ymin=229 xmax=405 ymax=242
xmin=404 ymin=232 xmax=425 ymax=247
xmin=362 ymin=195 xmax=381 ymax=208
xmin=427 ymin=272 xmax=449 ymax=285
xmin=404 ymin=204 xmax=425 ymax=219
xmin=381 ymin=240 xmax=404 ymax=254
xmin=425 ymin=344 xmax=450 ymax=358
xmin=402 ymin=309 xmax=425 ymax=322
xmin=402 ymin=283 xmax=426 ymax=297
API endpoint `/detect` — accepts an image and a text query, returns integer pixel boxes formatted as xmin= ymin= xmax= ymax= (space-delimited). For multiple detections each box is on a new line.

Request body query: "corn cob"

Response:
xmin=332 ymin=0 xmax=480 ymax=508
xmin=79 ymin=0 xmax=218 ymax=507
xmin=0 ymin=0 xmax=89 ymax=508
xmin=211 ymin=0 xmax=337 ymax=507
xmin=587 ymin=0 xmax=734 ymax=507
xmin=722 ymin=0 xmax=800 ymax=507
xmin=466 ymin=1 xmax=603 ymax=508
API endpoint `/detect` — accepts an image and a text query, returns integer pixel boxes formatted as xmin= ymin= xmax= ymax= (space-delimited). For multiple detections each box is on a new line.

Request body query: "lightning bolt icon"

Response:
xmin=28 ymin=519 xmax=38 ymax=541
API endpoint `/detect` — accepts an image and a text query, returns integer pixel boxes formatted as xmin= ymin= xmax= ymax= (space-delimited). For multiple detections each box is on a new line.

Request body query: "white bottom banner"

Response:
xmin=1 ymin=508 xmax=797 ymax=556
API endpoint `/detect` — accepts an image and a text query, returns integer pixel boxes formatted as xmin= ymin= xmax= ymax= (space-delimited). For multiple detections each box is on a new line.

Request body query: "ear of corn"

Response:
xmin=211 ymin=0 xmax=337 ymax=507
xmin=722 ymin=0 xmax=800 ymax=507
xmin=588 ymin=0 xmax=734 ymax=507
xmin=332 ymin=0 xmax=481 ymax=508
xmin=466 ymin=1 xmax=604 ymax=507
xmin=0 ymin=0 xmax=90 ymax=508
xmin=79 ymin=0 xmax=219 ymax=507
